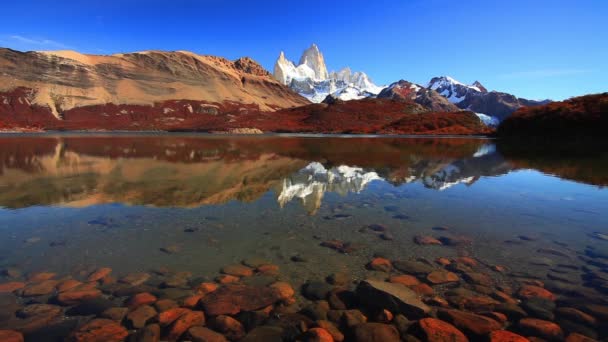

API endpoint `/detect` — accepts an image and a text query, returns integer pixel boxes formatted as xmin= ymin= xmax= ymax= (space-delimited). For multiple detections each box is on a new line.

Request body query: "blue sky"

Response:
xmin=0 ymin=0 xmax=606 ymax=100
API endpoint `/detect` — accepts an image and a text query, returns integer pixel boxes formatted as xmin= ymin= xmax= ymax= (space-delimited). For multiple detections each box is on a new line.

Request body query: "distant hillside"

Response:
xmin=497 ymin=93 xmax=608 ymax=136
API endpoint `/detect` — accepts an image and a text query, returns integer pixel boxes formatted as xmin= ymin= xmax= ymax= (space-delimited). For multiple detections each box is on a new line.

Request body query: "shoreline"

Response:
xmin=0 ymin=130 xmax=495 ymax=139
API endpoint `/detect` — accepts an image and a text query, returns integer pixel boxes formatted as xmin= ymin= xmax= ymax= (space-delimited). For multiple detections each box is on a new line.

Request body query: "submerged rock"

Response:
xmin=356 ymin=279 xmax=430 ymax=319
xmin=201 ymin=285 xmax=280 ymax=315
xmin=412 ymin=318 xmax=468 ymax=342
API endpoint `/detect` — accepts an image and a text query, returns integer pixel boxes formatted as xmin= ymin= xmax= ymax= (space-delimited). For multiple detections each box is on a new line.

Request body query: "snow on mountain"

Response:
xmin=475 ymin=113 xmax=500 ymax=127
xmin=427 ymin=76 xmax=487 ymax=104
xmin=277 ymin=162 xmax=382 ymax=214
xmin=427 ymin=75 xmax=549 ymax=121
xmin=273 ymin=44 xmax=384 ymax=103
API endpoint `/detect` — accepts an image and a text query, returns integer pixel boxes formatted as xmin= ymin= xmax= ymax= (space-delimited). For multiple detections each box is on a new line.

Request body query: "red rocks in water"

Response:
xmin=518 ymin=318 xmax=564 ymax=340
xmin=410 ymin=283 xmax=435 ymax=296
xmin=167 ymin=310 xmax=205 ymax=341
xmin=316 ymin=320 xmax=344 ymax=342
xmin=126 ymin=292 xmax=157 ymax=309
xmin=27 ymin=272 xmax=56 ymax=282
xmin=565 ymin=333 xmax=599 ymax=342
xmin=21 ymin=279 xmax=59 ymax=296
xmin=320 ymin=240 xmax=359 ymax=254
xmin=0 ymin=330 xmax=23 ymax=342
xmin=182 ymin=294 xmax=203 ymax=309
xmin=0 ymin=282 xmax=25 ymax=293
xmin=304 ymin=327 xmax=335 ymax=342
xmin=126 ymin=305 xmax=157 ymax=328
xmin=353 ymin=323 xmax=400 ymax=342
xmin=455 ymin=257 xmax=478 ymax=267
xmin=415 ymin=318 xmax=468 ymax=342
xmin=201 ymin=284 xmax=280 ymax=315
xmin=216 ymin=275 xmax=239 ymax=284
xmin=463 ymin=272 xmax=494 ymax=287
xmin=17 ymin=304 xmax=62 ymax=318
xmin=196 ymin=282 xmax=219 ymax=295
xmin=211 ymin=315 xmax=245 ymax=340
xmin=367 ymin=257 xmax=392 ymax=272
xmin=427 ymin=271 xmax=459 ymax=284
xmin=489 ymin=330 xmax=530 ymax=342
xmin=257 ymin=264 xmax=279 ymax=275
xmin=555 ymin=307 xmax=597 ymax=327
xmin=269 ymin=281 xmax=295 ymax=302
xmin=68 ymin=318 xmax=128 ymax=342
xmin=188 ymin=326 xmax=228 ymax=342
xmin=517 ymin=285 xmax=556 ymax=301
xmin=158 ymin=308 xmax=191 ymax=326
xmin=492 ymin=265 xmax=507 ymax=273
xmin=119 ymin=272 xmax=150 ymax=286
xmin=57 ymin=288 xmax=102 ymax=305
xmin=87 ymin=267 xmax=112 ymax=282
xmin=389 ymin=275 xmax=421 ymax=286
xmin=56 ymin=279 xmax=82 ymax=293
xmin=436 ymin=257 xmax=452 ymax=266
xmin=437 ymin=309 xmax=503 ymax=336
xmin=415 ymin=236 xmax=443 ymax=246
xmin=221 ymin=264 xmax=254 ymax=277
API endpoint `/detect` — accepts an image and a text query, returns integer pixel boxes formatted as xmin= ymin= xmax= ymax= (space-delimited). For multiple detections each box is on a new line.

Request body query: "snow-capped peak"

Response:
xmin=427 ymin=76 xmax=487 ymax=104
xmin=273 ymin=44 xmax=384 ymax=103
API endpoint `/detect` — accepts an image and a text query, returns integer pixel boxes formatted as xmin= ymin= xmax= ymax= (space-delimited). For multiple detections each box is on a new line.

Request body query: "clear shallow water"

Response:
xmin=0 ymin=134 xmax=607 ymax=339
xmin=0 ymin=134 xmax=606 ymax=279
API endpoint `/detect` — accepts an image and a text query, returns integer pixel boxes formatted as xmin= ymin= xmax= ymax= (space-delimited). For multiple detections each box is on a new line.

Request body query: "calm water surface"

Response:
xmin=0 ymin=134 xmax=607 ymax=339
xmin=0 ymin=135 xmax=606 ymax=281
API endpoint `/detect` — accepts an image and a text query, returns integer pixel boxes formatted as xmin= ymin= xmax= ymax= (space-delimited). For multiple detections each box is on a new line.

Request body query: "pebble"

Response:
xmin=221 ymin=264 xmax=254 ymax=277
xmin=353 ymin=323 xmax=400 ymax=342
xmin=188 ymin=326 xmax=228 ymax=342
xmin=0 ymin=282 xmax=26 ymax=293
xmin=126 ymin=304 xmax=157 ymax=328
xmin=212 ymin=315 xmax=245 ymax=340
xmin=414 ymin=236 xmax=443 ymax=246
xmin=518 ymin=318 xmax=564 ymax=340
xmin=517 ymin=285 xmax=556 ymax=301
xmin=0 ymin=330 xmax=23 ymax=342
xmin=367 ymin=257 xmax=392 ymax=272
xmin=126 ymin=292 xmax=157 ymax=309
xmin=437 ymin=308 xmax=503 ymax=336
xmin=489 ymin=330 xmax=529 ymax=342
xmin=68 ymin=318 xmax=128 ymax=342
xmin=414 ymin=318 xmax=468 ymax=342
xmin=119 ymin=272 xmax=150 ymax=286
xmin=87 ymin=267 xmax=112 ymax=282
xmin=427 ymin=271 xmax=459 ymax=284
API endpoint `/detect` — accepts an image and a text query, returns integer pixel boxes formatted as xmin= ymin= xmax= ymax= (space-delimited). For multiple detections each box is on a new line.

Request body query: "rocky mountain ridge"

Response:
xmin=427 ymin=76 xmax=551 ymax=121
xmin=273 ymin=44 xmax=384 ymax=102
xmin=0 ymin=47 xmax=309 ymax=120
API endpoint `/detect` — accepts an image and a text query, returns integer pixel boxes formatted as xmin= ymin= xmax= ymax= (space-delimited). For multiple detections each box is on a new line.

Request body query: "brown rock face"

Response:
xmin=0 ymin=48 xmax=308 ymax=120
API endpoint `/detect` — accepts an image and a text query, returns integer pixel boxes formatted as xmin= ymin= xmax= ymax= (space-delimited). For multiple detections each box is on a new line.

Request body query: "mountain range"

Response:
xmin=273 ymin=44 xmax=384 ymax=102
xmin=273 ymin=45 xmax=550 ymax=123
xmin=1 ymin=43 xmax=597 ymax=136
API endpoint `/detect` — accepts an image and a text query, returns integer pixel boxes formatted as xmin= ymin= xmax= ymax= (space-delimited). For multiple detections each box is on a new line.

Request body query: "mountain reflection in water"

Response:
xmin=0 ymin=135 xmax=605 ymax=210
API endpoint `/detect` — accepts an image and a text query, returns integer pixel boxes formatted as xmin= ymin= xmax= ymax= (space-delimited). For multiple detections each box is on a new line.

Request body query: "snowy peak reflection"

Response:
xmin=277 ymin=143 xmax=510 ymax=212
xmin=278 ymin=162 xmax=382 ymax=214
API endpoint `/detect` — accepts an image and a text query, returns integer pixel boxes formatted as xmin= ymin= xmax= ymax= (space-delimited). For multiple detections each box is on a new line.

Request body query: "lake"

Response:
xmin=0 ymin=134 xmax=607 ymax=340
